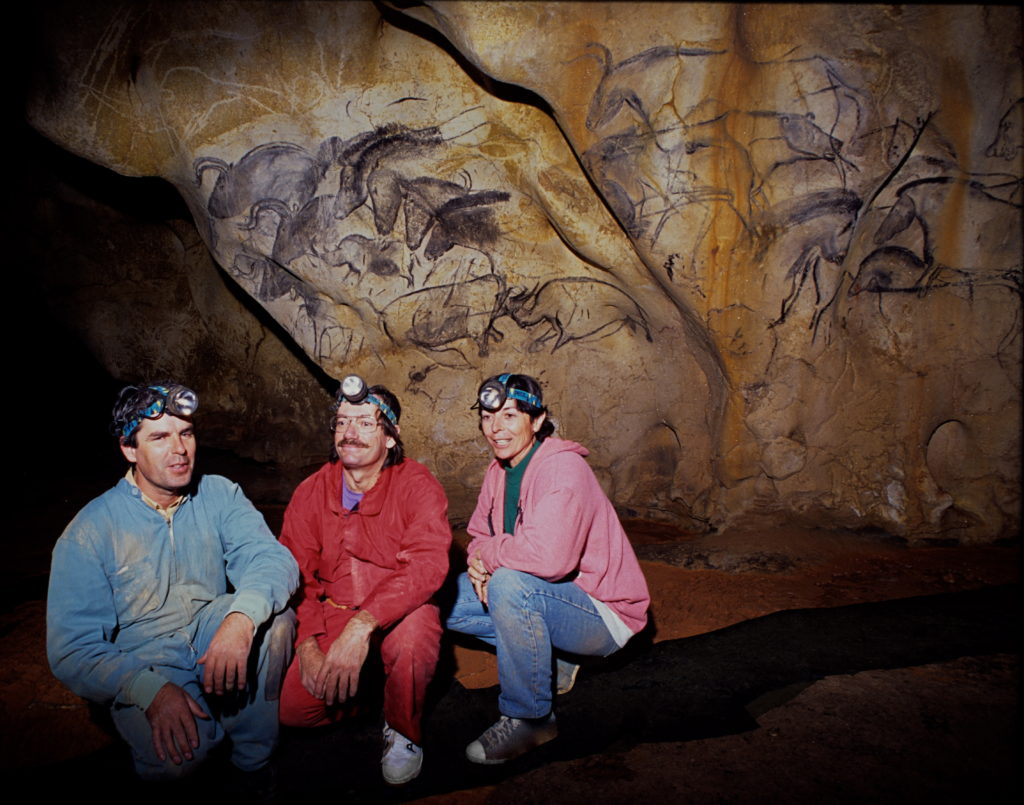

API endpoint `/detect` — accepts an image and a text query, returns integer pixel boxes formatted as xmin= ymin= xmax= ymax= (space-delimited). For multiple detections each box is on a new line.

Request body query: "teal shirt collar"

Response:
xmin=502 ymin=438 xmax=541 ymax=534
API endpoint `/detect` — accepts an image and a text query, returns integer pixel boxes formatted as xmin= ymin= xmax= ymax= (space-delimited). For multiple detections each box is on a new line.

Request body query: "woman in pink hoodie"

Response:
xmin=446 ymin=373 xmax=650 ymax=764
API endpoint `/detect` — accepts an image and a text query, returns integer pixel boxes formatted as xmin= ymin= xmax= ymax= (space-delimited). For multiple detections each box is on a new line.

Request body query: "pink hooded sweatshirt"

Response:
xmin=466 ymin=437 xmax=650 ymax=635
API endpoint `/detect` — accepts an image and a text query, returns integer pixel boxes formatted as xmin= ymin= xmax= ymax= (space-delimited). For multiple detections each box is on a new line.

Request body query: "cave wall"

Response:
xmin=25 ymin=2 xmax=1021 ymax=540
xmin=22 ymin=131 xmax=336 ymax=488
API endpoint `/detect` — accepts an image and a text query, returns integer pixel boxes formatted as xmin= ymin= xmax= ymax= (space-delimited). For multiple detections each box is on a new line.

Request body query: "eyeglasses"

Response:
xmin=332 ymin=416 xmax=382 ymax=435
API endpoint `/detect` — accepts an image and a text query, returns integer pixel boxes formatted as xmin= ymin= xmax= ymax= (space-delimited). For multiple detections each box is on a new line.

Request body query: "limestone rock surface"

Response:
xmin=25 ymin=2 xmax=1021 ymax=539
xmin=22 ymin=147 xmax=334 ymax=486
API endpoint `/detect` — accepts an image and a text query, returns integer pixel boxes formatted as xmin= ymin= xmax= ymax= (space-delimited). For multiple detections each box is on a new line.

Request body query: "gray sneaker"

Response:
xmin=555 ymin=658 xmax=580 ymax=694
xmin=465 ymin=714 xmax=558 ymax=764
xmin=382 ymin=722 xmax=423 ymax=784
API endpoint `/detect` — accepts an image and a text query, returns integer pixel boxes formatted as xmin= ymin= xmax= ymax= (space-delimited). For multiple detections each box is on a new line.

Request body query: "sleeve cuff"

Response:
xmin=126 ymin=668 xmax=171 ymax=710
xmin=360 ymin=603 xmax=390 ymax=631
xmin=229 ymin=590 xmax=271 ymax=630
xmin=478 ymin=542 xmax=498 ymax=573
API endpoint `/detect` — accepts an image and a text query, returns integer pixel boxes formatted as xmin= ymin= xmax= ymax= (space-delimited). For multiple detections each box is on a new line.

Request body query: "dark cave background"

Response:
xmin=6 ymin=8 xmax=1019 ymax=801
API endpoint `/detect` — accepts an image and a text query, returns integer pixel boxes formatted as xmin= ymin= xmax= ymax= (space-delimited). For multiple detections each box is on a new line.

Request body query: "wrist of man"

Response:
xmin=126 ymin=667 xmax=172 ymax=711
xmin=347 ymin=610 xmax=379 ymax=634
xmin=298 ymin=636 xmax=322 ymax=655
xmin=223 ymin=610 xmax=256 ymax=635
xmin=228 ymin=590 xmax=270 ymax=630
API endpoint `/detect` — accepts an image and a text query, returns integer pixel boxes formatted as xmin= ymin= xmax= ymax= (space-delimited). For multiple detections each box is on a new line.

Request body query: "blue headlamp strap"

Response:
xmin=366 ymin=393 xmax=398 ymax=426
xmin=498 ymin=374 xmax=542 ymax=409
xmin=121 ymin=384 xmax=199 ymax=439
xmin=478 ymin=374 xmax=542 ymax=411
xmin=338 ymin=375 xmax=397 ymax=426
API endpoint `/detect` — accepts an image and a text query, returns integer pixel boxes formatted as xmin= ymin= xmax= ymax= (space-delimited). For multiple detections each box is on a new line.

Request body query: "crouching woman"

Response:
xmin=446 ymin=373 xmax=650 ymax=764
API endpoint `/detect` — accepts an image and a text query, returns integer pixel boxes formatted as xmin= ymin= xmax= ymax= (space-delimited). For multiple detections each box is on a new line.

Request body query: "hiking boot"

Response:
xmin=555 ymin=658 xmax=580 ymax=694
xmin=465 ymin=714 xmax=558 ymax=764
xmin=382 ymin=722 xmax=423 ymax=785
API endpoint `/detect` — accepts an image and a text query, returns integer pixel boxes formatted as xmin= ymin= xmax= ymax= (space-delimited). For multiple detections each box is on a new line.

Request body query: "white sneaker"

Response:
xmin=382 ymin=722 xmax=423 ymax=785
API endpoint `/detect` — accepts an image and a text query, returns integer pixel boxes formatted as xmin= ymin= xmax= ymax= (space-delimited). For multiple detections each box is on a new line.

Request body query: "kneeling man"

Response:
xmin=47 ymin=382 xmax=299 ymax=782
xmin=278 ymin=376 xmax=451 ymax=785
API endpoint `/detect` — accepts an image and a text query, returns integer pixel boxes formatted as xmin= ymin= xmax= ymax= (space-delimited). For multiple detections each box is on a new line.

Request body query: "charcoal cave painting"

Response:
xmin=581 ymin=47 xmax=868 ymax=255
xmin=25 ymin=3 xmax=1022 ymax=540
xmin=581 ymin=43 xmax=1022 ymax=340
xmin=194 ymin=123 xmax=652 ymax=364
xmin=194 ymin=124 xmax=508 ymax=363
xmin=850 ymin=174 xmax=1022 ymax=298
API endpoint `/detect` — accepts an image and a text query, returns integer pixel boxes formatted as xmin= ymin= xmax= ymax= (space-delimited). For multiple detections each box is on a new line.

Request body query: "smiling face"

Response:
xmin=480 ymin=399 xmax=545 ymax=467
xmin=334 ymin=401 xmax=396 ymax=476
xmin=120 ymin=413 xmax=196 ymax=506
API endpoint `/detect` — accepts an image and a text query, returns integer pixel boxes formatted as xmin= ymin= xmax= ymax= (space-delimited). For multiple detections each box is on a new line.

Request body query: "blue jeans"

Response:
xmin=446 ymin=569 xmax=619 ymax=719
xmin=110 ymin=594 xmax=295 ymax=780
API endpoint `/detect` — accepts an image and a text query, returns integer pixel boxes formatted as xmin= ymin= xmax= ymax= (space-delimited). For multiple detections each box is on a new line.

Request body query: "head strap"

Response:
xmin=477 ymin=373 xmax=542 ymax=411
xmin=337 ymin=375 xmax=397 ymax=425
xmin=121 ymin=384 xmax=198 ymax=439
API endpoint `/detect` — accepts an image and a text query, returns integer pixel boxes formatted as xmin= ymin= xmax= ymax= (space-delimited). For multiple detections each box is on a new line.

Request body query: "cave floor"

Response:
xmin=2 ymin=490 xmax=1019 ymax=803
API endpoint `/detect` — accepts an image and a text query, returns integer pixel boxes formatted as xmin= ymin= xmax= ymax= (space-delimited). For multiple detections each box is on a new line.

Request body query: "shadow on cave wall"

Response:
xmin=12 ymin=118 xmax=337 ymax=511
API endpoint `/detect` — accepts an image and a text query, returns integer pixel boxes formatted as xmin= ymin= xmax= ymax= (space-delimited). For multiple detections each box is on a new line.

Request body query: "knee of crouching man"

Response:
xmin=260 ymin=609 xmax=297 ymax=700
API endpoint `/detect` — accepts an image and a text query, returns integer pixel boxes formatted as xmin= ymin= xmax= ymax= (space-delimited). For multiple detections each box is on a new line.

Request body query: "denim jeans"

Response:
xmin=446 ymin=568 xmax=619 ymax=719
xmin=110 ymin=594 xmax=295 ymax=780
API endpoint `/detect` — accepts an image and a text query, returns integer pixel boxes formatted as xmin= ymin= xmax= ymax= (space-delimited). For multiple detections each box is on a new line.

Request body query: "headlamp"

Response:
xmin=337 ymin=374 xmax=397 ymax=426
xmin=121 ymin=384 xmax=199 ymax=439
xmin=477 ymin=373 xmax=542 ymax=412
xmin=340 ymin=374 xmax=368 ymax=402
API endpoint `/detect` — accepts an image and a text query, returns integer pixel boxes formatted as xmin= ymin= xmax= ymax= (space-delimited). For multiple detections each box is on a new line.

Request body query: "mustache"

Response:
xmin=338 ymin=438 xmax=368 ymax=448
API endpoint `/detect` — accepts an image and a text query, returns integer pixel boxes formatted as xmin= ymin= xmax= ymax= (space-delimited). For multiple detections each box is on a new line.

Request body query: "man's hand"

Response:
xmin=314 ymin=611 xmax=378 ymax=705
xmin=296 ymin=637 xmax=327 ymax=698
xmin=146 ymin=682 xmax=210 ymax=765
xmin=468 ymin=554 xmax=491 ymax=606
xmin=198 ymin=611 xmax=255 ymax=695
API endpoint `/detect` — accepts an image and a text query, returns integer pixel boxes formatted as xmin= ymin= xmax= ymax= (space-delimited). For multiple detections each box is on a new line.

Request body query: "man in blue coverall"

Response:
xmin=46 ymin=382 xmax=299 ymax=784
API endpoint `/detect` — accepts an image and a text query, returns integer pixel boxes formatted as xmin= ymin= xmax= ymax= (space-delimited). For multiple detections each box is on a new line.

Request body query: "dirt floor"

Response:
xmin=2 ymin=471 xmax=1019 ymax=802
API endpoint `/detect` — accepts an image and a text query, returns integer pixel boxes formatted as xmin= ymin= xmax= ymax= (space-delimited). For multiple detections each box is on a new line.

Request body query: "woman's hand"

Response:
xmin=468 ymin=553 xmax=491 ymax=606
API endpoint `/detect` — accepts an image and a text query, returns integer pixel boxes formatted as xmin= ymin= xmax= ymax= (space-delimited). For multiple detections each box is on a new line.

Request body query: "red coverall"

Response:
xmin=278 ymin=458 xmax=451 ymax=743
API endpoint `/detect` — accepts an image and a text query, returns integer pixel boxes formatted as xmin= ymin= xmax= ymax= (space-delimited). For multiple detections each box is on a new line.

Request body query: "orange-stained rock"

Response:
xmin=25 ymin=2 xmax=1021 ymax=540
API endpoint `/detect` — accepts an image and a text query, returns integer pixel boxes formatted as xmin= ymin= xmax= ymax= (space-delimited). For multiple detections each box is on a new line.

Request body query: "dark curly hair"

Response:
xmin=329 ymin=384 xmax=405 ymax=468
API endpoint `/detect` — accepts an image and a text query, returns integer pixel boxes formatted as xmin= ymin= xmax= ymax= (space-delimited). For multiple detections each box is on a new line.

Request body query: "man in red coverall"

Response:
xmin=278 ymin=376 xmax=451 ymax=785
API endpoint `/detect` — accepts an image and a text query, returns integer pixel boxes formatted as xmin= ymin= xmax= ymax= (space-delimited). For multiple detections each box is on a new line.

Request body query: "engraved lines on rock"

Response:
xmin=577 ymin=43 xmax=1022 ymax=342
xmin=849 ymin=176 xmax=1023 ymax=298
xmin=194 ymin=119 xmax=655 ymax=364
xmin=193 ymin=122 xmax=510 ymax=363
xmin=773 ymin=120 xmax=1021 ymax=341
xmin=581 ymin=45 xmax=861 ymax=250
